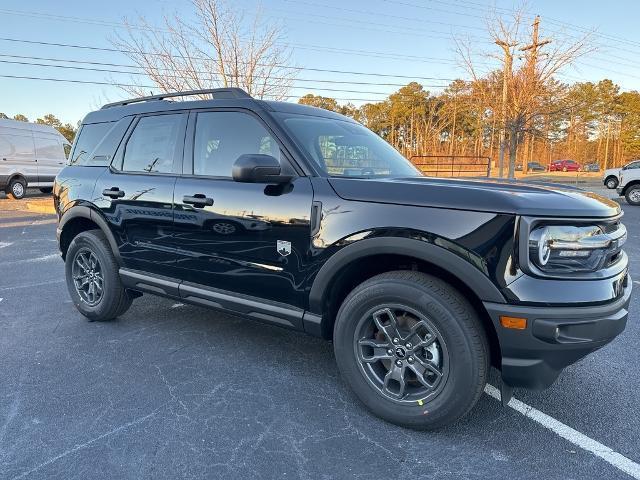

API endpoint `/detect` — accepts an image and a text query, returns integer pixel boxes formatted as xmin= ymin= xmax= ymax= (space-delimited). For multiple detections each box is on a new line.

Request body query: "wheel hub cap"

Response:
xmin=354 ymin=306 xmax=449 ymax=404
xmin=71 ymin=248 xmax=104 ymax=306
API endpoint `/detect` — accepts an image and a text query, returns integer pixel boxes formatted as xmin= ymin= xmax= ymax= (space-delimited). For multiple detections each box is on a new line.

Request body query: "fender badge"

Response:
xmin=277 ymin=240 xmax=291 ymax=257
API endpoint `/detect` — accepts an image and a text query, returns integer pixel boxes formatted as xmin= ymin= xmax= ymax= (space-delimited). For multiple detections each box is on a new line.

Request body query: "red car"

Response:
xmin=549 ymin=159 xmax=581 ymax=172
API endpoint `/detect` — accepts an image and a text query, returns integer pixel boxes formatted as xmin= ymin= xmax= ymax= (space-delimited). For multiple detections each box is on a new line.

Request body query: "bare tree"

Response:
xmin=456 ymin=5 xmax=593 ymax=177
xmin=112 ymin=0 xmax=295 ymax=99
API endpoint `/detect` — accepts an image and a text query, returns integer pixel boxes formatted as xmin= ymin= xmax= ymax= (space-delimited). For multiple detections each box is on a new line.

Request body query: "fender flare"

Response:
xmin=58 ymin=206 xmax=122 ymax=264
xmin=308 ymin=236 xmax=506 ymax=314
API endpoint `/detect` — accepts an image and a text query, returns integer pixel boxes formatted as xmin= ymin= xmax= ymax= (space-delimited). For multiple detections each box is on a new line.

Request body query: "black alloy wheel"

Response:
xmin=72 ymin=248 xmax=104 ymax=306
xmin=355 ymin=305 xmax=449 ymax=404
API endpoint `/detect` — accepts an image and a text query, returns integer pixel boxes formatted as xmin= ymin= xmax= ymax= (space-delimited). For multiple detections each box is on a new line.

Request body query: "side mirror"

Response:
xmin=232 ymin=154 xmax=293 ymax=184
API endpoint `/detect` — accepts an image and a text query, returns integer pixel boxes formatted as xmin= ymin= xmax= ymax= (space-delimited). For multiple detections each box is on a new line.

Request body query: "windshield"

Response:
xmin=278 ymin=113 xmax=421 ymax=178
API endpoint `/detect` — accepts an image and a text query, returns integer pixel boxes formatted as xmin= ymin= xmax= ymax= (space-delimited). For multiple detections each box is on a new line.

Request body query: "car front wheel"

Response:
xmin=625 ymin=185 xmax=640 ymax=206
xmin=65 ymin=229 xmax=132 ymax=321
xmin=333 ymin=271 xmax=489 ymax=429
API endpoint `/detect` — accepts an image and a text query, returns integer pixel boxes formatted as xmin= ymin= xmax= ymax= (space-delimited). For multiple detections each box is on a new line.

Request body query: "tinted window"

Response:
xmin=193 ymin=111 xmax=280 ymax=177
xmin=279 ymin=113 xmax=420 ymax=178
xmin=626 ymin=161 xmax=640 ymax=170
xmin=122 ymin=114 xmax=186 ymax=173
xmin=69 ymin=122 xmax=113 ymax=165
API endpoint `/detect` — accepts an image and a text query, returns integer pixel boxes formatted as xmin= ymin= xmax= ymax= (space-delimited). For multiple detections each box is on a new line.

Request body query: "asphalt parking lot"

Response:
xmin=0 ymin=188 xmax=638 ymax=479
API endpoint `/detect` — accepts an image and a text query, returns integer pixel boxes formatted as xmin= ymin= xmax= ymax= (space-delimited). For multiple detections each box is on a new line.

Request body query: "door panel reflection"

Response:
xmin=173 ymin=177 xmax=313 ymax=308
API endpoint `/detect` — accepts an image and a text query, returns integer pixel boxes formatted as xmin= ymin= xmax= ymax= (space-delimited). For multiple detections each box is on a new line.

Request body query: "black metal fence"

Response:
xmin=410 ymin=155 xmax=492 ymax=178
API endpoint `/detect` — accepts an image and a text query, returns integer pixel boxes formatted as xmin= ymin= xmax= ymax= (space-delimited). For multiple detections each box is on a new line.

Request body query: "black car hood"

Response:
xmin=328 ymin=176 xmax=621 ymax=217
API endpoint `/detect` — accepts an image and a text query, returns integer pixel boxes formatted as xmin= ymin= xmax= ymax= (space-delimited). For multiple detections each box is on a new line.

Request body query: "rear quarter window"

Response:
xmin=68 ymin=122 xmax=114 ymax=166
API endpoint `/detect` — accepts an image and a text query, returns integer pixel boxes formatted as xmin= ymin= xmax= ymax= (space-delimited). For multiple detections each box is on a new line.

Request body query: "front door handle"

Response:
xmin=103 ymin=187 xmax=125 ymax=198
xmin=183 ymin=194 xmax=213 ymax=207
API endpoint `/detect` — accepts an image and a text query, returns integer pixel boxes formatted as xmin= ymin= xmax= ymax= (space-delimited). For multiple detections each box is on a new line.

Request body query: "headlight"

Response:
xmin=528 ymin=223 xmax=626 ymax=274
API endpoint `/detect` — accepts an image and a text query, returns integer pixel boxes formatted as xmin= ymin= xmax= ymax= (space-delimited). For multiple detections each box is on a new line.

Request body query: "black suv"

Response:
xmin=54 ymin=88 xmax=632 ymax=429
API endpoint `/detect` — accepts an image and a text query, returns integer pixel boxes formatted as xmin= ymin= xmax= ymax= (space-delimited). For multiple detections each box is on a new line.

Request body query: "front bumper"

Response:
xmin=483 ymin=274 xmax=632 ymax=389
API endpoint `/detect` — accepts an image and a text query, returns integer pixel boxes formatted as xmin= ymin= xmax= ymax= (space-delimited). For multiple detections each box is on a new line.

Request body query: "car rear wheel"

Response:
xmin=333 ymin=271 xmax=489 ymax=429
xmin=605 ymin=177 xmax=619 ymax=189
xmin=625 ymin=185 xmax=640 ymax=206
xmin=65 ymin=229 xmax=132 ymax=321
xmin=8 ymin=177 xmax=26 ymax=199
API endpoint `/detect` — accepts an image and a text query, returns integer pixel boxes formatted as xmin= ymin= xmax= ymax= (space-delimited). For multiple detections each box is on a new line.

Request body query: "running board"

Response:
xmin=119 ymin=268 xmax=304 ymax=330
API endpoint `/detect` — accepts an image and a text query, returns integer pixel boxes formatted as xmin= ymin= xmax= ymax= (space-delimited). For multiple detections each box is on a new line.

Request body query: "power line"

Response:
xmin=3 ymin=8 xmax=637 ymax=84
xmin=0 ymin=74 xmax=418 ymax=103
xmin=0 ymin=59 xmax=451 ymax=95
xmin=381 ymin=0 xmax=640 ymax=59
xmin=0 ymin=37 xmax=457 ymax=81
xmin=0 ymin=54 xmax=446 ymax=88
xmin=0 ymin=8 xmax=462 ymax=65
xmin=390 ymin=0 xmax=640 ymax=50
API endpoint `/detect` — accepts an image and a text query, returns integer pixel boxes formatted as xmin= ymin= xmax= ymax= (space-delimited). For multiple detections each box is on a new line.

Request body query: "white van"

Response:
xmin=0 ymin=118 xmax=71 ymax=199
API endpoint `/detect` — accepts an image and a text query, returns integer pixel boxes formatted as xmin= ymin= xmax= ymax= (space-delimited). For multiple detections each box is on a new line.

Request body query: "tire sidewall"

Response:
xmin=334 ymin=278 xmax=485 ymax=428
xmin=626 ymin=186 xmax=640 ymax=206
xmin=606 ymin=178 xmax=618 ymax=189
xmin=65 ymin=232 xmax=121 ymax=320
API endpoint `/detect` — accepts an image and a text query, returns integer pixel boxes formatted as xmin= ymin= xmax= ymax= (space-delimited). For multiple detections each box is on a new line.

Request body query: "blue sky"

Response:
xmin=0 ymin=0 xmax=639 ymax=124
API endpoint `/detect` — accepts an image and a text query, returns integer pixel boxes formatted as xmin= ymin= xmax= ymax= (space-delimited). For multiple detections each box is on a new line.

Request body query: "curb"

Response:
xmin=26 ymin=202 xmax=56 ymax=215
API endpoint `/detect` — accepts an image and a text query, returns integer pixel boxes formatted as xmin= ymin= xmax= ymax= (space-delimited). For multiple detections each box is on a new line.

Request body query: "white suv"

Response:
xmin=617 ymin=161 xmax=640 ymax=205
xmin=604 ymin=160 xmax=640 ymax=189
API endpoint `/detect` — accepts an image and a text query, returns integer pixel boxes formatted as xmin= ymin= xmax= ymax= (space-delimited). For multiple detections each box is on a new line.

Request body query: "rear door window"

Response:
xmin=121 ymin=114 xmax=186 ymax=173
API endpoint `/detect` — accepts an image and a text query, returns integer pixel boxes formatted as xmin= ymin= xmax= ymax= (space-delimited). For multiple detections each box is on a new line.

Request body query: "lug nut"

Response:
xmin=407 ymin=356 xmax=414 ymax=363
xmin=395 ymin=360 xmax=402 ymax=367
xmin=393 ymin=338 xmax=399 ymax=344
xmin=405 ymin=342 xmax=412 ymax=349
xmin=387 ymin=349 xmax=393 ymax=355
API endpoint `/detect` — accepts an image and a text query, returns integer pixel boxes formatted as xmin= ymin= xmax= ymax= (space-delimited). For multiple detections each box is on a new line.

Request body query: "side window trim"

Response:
xmin=183 ymin=107 xmax=299 ymax=179
xmin=111 ymin=112 xmax=187 ymax=175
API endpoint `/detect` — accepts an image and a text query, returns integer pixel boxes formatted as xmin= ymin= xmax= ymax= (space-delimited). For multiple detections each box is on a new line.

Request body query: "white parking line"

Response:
xmin=485 ymin=384 xmax=640 ymax=479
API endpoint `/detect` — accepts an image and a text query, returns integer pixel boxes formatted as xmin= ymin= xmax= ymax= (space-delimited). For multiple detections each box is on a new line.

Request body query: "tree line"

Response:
xmin=299 ymin=78 xmax=640 ymax=172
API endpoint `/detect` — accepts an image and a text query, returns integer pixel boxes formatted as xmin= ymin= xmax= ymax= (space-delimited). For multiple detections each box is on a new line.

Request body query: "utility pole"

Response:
xmin=521 ymin=16 xmax=551 ymax=93
xmin=495 ymin=40 xmax=517 ymax=178
xmin=516 ymin=16 xmax=551 ymax=178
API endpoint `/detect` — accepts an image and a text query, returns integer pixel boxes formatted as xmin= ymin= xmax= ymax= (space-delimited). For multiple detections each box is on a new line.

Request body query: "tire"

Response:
xmin=209 ymin=219 xmax=243 ymax=235
xmin=605 ymin=177 xmax=618 ymax=189
xmin=7 ymin=177 xmax=26 ymax=199
xmin=562 ymin=167 xmax=568 ymax=172
xmin=39 ymin=187 xmax=53 ymax=194
xmin=625 ymin=185 xmax=640 ymax=206
xmin=333 ymin=271 xmax=489 ymax=430
xmin=65 ymin=229 xmax=132 ymax=321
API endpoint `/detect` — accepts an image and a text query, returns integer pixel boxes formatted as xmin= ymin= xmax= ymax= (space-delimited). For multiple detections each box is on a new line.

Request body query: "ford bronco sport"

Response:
xmin=54 ymin=89 xmax=632 ymax=429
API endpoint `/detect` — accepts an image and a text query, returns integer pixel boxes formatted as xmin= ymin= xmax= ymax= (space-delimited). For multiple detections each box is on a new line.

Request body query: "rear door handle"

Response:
xmin=183 ymin=194 xmax=213 ymax=207
xmin=103 ymin=187 xmax=125 ymax=198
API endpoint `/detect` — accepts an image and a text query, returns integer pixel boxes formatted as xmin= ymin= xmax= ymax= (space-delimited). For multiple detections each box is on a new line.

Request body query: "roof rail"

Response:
xmin=101 ymin=88 xmax=252 ymax=109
